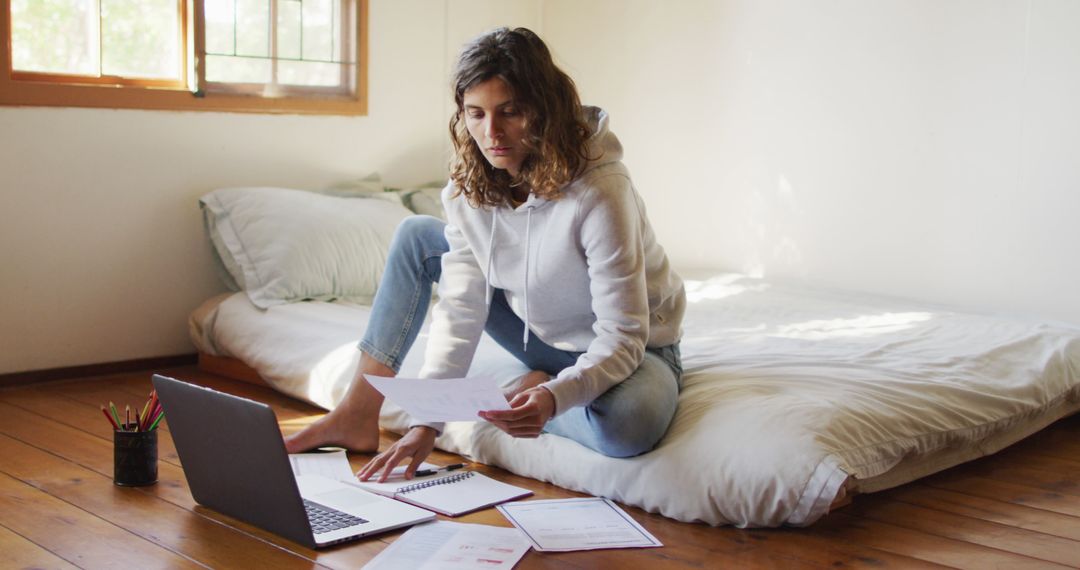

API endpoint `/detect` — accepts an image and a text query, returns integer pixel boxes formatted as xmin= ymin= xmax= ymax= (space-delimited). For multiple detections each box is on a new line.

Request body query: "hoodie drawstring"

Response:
xmin=522 ymin=205 xmax=533 ymax=352
xmin=485 ymin=208 xmax=498 ymax=307
xmin=485 ymin=204 xmax=534 ymax=353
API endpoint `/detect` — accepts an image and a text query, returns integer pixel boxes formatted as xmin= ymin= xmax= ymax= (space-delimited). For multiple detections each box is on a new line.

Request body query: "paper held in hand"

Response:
xmin=364 ymin=374 xmax=510 ymax=422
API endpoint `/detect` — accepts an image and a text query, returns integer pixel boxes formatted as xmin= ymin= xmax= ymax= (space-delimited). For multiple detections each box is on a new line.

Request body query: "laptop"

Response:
xmin=152 ymin=374 xmax=435 ymax=548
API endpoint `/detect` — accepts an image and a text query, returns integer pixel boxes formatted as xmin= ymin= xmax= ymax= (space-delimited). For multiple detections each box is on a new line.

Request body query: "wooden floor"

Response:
xmin=1 ymin=366 xmax=1078 ymax=569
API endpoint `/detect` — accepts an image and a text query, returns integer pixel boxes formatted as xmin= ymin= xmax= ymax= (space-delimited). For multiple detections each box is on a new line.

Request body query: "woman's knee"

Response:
xmin=591 ymin=431 xmax=662 ymax=458
xmin=585 ymin=398 xmax=676 ymax=458
xmin=389 ymin=215 xmax=447 ymax=261
xmin=393 ymin=214 xmax=445 ymax=245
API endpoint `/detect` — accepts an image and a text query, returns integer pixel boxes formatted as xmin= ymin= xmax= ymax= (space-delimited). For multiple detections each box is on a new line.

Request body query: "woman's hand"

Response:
xmin=480 ymin=387 xmax=556 ymax=438
xmin=355 ymin=426 xmax=437 ymax=483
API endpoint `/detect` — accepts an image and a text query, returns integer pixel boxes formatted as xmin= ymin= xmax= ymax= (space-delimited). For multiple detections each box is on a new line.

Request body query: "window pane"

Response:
xmin=235 ymin=0 xmax=270 ymax=57
xmin=100 ymin=0 xmax=181 ymax=79
xmin=277 ymin=0 xmax=301 ymax=60
xmin=204 ymin=0 xmax=237 ymax=55
xmin=205 ymin=54 xmax=271 ymax=84
xmin=10 ymin=0 xmax=99 ymax=76
xmin=278 ymin=60 xmax=345 ymax=87
xmin=203 ymin=0 xmax=356 ymax=94
xmin=303 ymin=0 xmax=336 ymax=62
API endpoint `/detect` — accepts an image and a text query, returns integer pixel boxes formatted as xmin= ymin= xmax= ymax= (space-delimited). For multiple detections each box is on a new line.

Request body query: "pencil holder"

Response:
xmin=114 ymin=424 xmax=158 ymax=486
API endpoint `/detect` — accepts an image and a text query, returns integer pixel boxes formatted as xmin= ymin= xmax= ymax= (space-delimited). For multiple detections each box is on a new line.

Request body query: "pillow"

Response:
xmin=200 ymin=187 xmax=412 ymax=309
xmin=321 ymin=172 xmax=385 ymax=197
xmin=400 ymin=183 xmax=448 ymax=220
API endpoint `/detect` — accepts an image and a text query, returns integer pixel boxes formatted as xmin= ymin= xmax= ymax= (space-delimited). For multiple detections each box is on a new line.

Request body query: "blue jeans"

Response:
xmin=359 ymin=215 xmax=683 ymax=458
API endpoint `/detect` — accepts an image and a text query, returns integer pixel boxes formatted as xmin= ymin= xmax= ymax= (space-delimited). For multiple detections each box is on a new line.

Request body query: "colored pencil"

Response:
xmin=100 ymin=406 xmax=121 ymax=430
xmin=139 ymin=398 xmax=151 ymax=430
xmin=144 ymin=393 xmax=157 ymax=430
xmin=108 ymin=402 xmax=123 ymax=431
xmin=137 ymin=390 xmax=158 ymax=431
xmin=147 ymin=410 xmax=165 ymax=431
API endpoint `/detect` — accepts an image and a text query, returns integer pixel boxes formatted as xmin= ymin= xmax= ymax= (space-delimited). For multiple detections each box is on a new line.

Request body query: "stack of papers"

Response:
xmin=289 ymin=450 xmax=663 ymax=566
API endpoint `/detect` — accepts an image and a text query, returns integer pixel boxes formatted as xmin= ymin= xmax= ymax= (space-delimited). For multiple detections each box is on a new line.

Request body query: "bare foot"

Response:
xmin=284 ymin=354 xmax=393 ymax=453
xmin=503 ymin=370 xmax=551 ymax=400
xmin=284 ymin=406 xmax=381 ymax=453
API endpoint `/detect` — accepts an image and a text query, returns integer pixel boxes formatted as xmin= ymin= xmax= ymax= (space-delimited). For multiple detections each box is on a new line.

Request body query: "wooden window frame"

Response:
xmin=0 ymin=0 xmax=367 ymax=115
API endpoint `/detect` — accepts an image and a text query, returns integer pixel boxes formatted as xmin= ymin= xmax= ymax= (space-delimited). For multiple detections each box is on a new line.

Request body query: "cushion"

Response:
xmin=321 ymin=172 xmax=386 ymax=197
xmin=400 ymin=184 xmax=448 ymax=220
xmin=199 ymin=187 xmax=412 ymax=309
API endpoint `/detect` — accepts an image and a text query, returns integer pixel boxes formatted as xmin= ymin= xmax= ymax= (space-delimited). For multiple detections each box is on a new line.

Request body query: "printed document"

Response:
xmin=363 ymin=521 xmax=531 ymax=570
xmin=288 ymin=450 xmax=354 ymax=482
xmin=365 ymin=374 xmax=510 ymax=422
xmin=497 ymin=498 xmax=662 ymax=552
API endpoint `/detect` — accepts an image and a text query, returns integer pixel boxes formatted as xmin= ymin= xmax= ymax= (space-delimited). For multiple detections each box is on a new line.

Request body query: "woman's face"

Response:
xmin=463 ymin=78 xmax=528 ymax=177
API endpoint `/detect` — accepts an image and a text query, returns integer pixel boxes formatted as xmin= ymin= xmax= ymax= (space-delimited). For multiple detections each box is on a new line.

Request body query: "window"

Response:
xmin=0 ymin=0 xmax=367 ymax=115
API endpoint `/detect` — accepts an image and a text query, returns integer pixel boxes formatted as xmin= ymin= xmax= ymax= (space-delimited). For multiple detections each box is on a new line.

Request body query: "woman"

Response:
xmin=286 ymin=27 xmax=686 ymax=482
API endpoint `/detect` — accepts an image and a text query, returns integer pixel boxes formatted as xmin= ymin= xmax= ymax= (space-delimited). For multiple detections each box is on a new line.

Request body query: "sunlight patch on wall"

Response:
xmin=739 ymin=173 xmax=806 ymax=280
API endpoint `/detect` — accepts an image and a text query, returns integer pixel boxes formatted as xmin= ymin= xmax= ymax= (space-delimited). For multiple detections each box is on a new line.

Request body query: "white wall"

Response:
xmin=0 ymin=0 xmax=540 ymax=374
xmin=5 ymin=0 xmax=1078 ymax=374
xmin=542 ymin=0 xmax=1080 ymax=325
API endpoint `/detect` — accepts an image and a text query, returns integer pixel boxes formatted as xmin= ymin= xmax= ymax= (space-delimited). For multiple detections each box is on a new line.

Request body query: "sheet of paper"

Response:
xmin=497 ymin=498 xmax=662 ymax=552
xmin=365 ymin=375 xmax=510 ymax=422
xmin=288 ymin=450 xmax=354 ymax=482
xmin=363 ymin=521 xmax=531 ymax=570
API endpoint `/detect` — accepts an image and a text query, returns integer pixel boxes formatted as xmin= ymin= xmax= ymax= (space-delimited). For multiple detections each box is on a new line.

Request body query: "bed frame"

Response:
xmin=197 ymin=352 xmax=269 ymax=387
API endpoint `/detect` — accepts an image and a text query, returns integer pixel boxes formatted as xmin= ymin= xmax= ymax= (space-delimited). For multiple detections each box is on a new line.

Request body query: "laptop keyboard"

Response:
xmin=304 ymin=499 xmax=368 ymax=535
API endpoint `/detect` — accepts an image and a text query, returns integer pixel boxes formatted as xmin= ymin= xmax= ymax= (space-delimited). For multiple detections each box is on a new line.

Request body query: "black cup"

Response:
xmin=114 ymin=424 xmax=158 ymax=486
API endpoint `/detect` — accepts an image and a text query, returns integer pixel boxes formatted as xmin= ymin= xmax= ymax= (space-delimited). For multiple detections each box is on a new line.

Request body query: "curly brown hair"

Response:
xmin=449 ymin=27 xmax=594 ymax=208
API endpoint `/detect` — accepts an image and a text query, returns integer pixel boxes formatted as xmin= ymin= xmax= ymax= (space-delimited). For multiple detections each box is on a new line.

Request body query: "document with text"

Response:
xmin=497 ymin=497 xmax=662 ymax=552
xmin=362 ymin=521 xmax=531 ymax=570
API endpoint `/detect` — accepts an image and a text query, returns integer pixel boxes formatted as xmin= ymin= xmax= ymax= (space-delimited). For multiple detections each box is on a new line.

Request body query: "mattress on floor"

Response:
xmin=189 ymin=272 xmax=1080 ymax=527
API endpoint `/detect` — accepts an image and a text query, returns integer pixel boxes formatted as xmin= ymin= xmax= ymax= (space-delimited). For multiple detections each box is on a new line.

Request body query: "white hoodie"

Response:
xmin=418 ymin=107 xmax=686 ymax=424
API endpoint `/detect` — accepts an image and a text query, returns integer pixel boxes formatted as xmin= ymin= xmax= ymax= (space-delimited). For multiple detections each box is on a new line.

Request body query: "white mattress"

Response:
xmin=189 ymin=272 xmax=1080 ymax=527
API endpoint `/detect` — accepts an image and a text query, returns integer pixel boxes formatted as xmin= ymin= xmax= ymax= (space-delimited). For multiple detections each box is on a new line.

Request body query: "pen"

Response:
xmin=414 ymin=463 xmax=466 ymax=477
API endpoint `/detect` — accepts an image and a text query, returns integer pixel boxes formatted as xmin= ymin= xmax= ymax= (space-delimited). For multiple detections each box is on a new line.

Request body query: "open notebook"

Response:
xmin=351 ymin=465 xmax=532 ymax=517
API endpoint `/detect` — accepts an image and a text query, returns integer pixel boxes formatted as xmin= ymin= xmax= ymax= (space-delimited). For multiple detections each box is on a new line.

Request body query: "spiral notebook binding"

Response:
xmin=396 ymin=471 xmax=475 ymax=495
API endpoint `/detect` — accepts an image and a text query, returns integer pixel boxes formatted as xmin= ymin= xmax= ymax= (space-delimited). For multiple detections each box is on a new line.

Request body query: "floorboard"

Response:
xmin=0 ymin=523 xmax=82 ymax=570
xmin=1 ymin=366 xmax=1077 ymax=569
